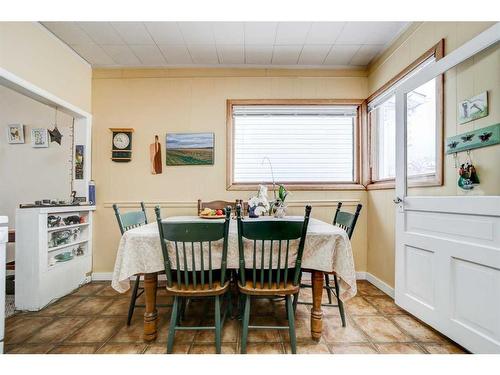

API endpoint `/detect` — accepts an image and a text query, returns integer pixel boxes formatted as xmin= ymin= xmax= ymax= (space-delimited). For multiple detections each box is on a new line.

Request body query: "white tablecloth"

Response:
xmin=111 ymin=216 xmax=357 ymax=301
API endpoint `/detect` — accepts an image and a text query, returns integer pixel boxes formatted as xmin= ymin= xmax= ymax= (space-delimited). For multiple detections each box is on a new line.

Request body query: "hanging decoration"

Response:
xmin=457 ymin=151 xmax=480 ymax=190
xmin=150 ymin=135 xmax=162 ymax=174
xmin=48 ymin=107 xmax=63 ymax=145
xmin=446 ymin=123 xmax=500 ymax=154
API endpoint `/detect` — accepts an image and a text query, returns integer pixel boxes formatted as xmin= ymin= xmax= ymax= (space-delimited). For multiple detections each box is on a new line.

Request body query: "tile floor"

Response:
xmin=4 ymin=280 xmax=467 ymax=354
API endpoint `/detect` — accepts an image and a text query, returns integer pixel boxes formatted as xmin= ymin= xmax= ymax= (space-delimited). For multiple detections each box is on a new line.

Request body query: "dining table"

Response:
xmin=111 ymin=215 xmax=358 ymax=342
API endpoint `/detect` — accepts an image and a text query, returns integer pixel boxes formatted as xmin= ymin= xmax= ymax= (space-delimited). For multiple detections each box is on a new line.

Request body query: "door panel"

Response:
xmin=395 ymin=24 xmax=500 ymax=353
xmin=404 ymin=245 xmax=435 ymax=309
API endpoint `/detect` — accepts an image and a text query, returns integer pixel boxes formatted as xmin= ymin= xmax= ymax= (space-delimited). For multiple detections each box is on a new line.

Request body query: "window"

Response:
xmin=227 ymin=100 xmax=363 ymax=189
xmin=367 ymin=40 xmax=444 ymax=188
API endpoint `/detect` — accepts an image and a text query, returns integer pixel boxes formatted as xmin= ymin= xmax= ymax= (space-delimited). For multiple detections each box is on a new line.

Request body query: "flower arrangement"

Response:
xmin=247 ymin=185 xmax=271 ymax=217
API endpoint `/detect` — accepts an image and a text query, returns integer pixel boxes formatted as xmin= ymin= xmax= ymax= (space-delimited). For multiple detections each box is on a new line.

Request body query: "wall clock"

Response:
xmin=110 ymin=128 xmax=134 ymax=162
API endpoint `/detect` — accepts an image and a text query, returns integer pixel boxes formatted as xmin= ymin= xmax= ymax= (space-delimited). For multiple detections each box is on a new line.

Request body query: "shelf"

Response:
xmin=47 ymin=253 xmax=89 ymax=271
xmin=47 ymin=238 xmax=88 ymax=253
xmin=47 ymin=222 xmax=89 ymax=232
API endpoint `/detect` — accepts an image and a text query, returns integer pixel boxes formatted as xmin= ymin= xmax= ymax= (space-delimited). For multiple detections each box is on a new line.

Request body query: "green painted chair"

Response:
xmin=297 ymin=202 xmax=362 ymax=327
xmin=155 ymin=206 xmax=232 ymax=354
xmin=113 ymin=202 xmax=148 ymax=326
xmin=236 ymin=205 xmax=312 ymax=354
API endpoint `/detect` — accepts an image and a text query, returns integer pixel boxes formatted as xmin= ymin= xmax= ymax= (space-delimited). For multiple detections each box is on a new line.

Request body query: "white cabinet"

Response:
xmin=0 ymin=216 xmax=7 ymax=353
xmin=15 ymin=206 xmax=95 ymax=311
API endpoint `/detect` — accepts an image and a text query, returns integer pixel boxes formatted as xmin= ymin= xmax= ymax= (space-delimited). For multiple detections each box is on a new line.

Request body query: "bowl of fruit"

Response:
xmin=199 ymin=207 xmax=226 ymax=219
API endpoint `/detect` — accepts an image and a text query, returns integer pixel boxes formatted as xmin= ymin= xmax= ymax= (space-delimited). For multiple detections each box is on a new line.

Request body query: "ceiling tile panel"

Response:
xmin=275 ymin=22 xmax=311 ymax=45
xmin=305 ymin=22 xmax=345 ymax=44
xmin=298 ymin=45 xmax=331 ymax=65
xmin=78 ymin=22 xmax=124 ymax=45
xmin=323 ymin=45 xmax=361 ymax=65
xmin=101 ymin=45 xmax=141 ymax=66
xmin=41 ymin=22 xmax=93 ymax=45
xmin=158 ymin=45 xmax=192 ymax=64
xmin=71 ymin=44 xmax=115 ymax=65
xmin=144 ymin=22 xmax=185 ymax=44
xmin=129 ymin=45 xmax=166 ymax=65
xmin=272 ymin=45 xmax=302 ymax=65
xmin=187 ymin=45 xmax=219 ymax=64
xmin=244 ymin=22 xmax=278 ymax=45
xmin=217 ymin=45 xmax=244 ymax=64
xmin=335 ymin=22 xmax=372 ymax=44
xmin=179 ymin=22 xmax=215 ymax=44
xmin=350 ymin=44 xmax=383 ymax=66
xmin=111 ymin=22 xmax=154 ymax=45
xmin=244 ymin=45 xmax=274 ymax=65
xmin=43 ymin=21 xmax=409 ymax=68
xmin=364 ymin=22 xmax=408 ymax=44
xmin=213 ymin=22 xmax=244 ymax=44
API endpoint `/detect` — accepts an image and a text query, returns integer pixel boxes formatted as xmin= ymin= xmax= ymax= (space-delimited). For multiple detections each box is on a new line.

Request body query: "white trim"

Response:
xmin=0 ymin=67 xmax=91 ymax=119
xmin=91 ymin=273 xmax=167 ymax=281
xmin=91 ymin=272 xmax=113 ymax=281
xmin=356 ymin=271 xmax=395 ymax=298
xmin=364 ymin=272 xmax=395 ymax=298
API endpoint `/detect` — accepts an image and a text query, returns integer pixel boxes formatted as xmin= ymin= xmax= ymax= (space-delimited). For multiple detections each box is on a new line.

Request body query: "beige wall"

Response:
xmin=0 ymin=22 xmax=92 ymax=113
xmin=91 ymin=69 xmax=369 ymax=273
xmin=366 ymin=22 xmax=499 ymax=287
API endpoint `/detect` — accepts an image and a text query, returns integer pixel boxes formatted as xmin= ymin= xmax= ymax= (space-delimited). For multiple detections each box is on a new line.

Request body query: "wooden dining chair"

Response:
xmin=197 ymin=199 xmax=248 ymax=215
xmin=297 ymin=202 xmax=362 ymax=327
xmin=113 ymin=202 xmax=148 ymax=326
xmin=236 ymin=205 xmax=312 ymax=354
xmin=155 ymin=206 xmax=232 ymax=354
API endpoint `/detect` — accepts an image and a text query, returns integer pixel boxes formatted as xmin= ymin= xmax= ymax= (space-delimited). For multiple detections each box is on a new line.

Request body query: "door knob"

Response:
xmin=393 ymin=197 xmax=403 ymax=204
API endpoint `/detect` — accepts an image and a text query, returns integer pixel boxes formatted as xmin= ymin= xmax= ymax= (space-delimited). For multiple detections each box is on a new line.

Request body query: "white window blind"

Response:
xmin=232 ymin=105 xmax=358 ymax=183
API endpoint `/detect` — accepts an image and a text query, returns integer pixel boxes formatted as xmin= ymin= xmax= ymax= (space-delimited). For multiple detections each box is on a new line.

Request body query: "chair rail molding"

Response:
xmin=102 ymin=199 xmax=362 ymax=209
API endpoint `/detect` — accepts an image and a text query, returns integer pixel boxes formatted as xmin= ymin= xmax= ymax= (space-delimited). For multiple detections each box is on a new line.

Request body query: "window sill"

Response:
xmin=227 ymin=183 xmax=366 ymax=191
xmin=366 ymin=181 xmax=395 ymax=190
xmin=366 ymin=176 xmax=443 ymax=190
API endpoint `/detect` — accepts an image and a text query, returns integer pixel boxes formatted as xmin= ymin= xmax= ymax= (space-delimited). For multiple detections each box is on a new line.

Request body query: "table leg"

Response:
xmin=311 ymin=270 xmax=324 ymax=341
xmin=143 ymin=272 xmax=158 ymax=342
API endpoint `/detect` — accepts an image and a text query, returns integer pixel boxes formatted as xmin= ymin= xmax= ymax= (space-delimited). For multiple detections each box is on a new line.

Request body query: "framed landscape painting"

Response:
xmin=165 ymin=132 xmax=214 ymax=165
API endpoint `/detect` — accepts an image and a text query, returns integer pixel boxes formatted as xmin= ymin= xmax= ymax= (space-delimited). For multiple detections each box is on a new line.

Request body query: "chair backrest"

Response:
xmin=113 ymin=202 xmax=148 ymax=235
xmin=155 ymin=206 xmax=231 ymax=289
xmin=333 ymin=202 xmax=362 ymax=239
xmin=197 ymin=199 xmax=248 ymax=215
xmin=236 ymin=205 xmax=311 ymax=289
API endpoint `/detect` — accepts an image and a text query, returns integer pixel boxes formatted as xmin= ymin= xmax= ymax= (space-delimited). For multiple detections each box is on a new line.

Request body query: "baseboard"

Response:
xmin=91 ymin=272 xmax=167 ymax=281
xmin=91 ymin=272 xmax=113 ymax=281
xmin=364 ymin=272 xmax=395 ymax=298
xmin=92 ymin=271 xmax=395 ymax=298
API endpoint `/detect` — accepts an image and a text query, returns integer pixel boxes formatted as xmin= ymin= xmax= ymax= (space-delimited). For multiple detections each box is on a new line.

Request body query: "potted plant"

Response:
xmin=273 ymin=184 xmax=289 ymax=218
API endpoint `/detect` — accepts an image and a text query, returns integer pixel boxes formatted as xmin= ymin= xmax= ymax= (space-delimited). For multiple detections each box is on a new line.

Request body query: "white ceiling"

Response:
xmin=41 ymin=22 xmax=410 ymax=69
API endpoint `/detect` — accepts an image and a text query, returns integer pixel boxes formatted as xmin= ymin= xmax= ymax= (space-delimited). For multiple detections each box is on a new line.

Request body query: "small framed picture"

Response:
xmin=458 ymin=91 xmax=488 ymax=124
xmin=6 ymin=124 xmax=25 ymax=144
xmin=31 ymin=128 xmax=49 ymax=148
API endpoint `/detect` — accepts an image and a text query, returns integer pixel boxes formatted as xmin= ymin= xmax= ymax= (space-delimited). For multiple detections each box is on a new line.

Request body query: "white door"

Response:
xmin=394 ymin=24 xmax=500 ymax=354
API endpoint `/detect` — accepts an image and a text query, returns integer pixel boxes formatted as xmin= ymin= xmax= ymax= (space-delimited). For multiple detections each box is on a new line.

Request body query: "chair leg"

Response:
xmin=127 ymin=275 xmax=141 ymax=326
xmin=215 ymin=295 xmax=222 ymax=354
xmin=167 ymin=296 xmax=179 ymax=354
xmin=324 ymin=274 xmax=333 ymax=304
xmin=333 ymin=275 xmax=346 ymax=327
xmin=292 ymin=292 xmax=299 ymax=313
xmin=240 ymin=295 xmax=251 ymax=354
xmin=286 ymin=295 xmax=297 ymax=354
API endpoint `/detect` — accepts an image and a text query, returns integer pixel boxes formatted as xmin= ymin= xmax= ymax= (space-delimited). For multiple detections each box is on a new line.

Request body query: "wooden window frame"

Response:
xmin=364 ymin=39 xmax=445 ymax=190
xmin=226 ymin=99 xmax=366 ymax=191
